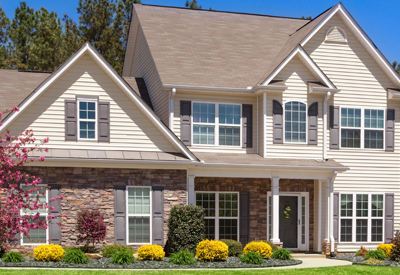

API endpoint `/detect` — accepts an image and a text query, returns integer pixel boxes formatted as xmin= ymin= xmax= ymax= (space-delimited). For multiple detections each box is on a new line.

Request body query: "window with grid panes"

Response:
xmin=284 ymin=101 xmax=306 ymax=143
xmin=127 ymin=187 xmax=151 ymax=244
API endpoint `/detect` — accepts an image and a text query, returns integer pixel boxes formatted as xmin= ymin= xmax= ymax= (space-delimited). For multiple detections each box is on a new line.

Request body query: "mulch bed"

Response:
xmin=335 ymin=254 xmax=400 ymax=267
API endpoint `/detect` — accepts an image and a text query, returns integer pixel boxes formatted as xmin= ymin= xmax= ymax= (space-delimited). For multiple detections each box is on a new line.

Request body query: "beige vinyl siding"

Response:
xmin=304 ymin=13 xmax=400 ymax=248
xmin=173 ymin=91 xmax=257 ymax=154
xmin=9 ymin=53 xmax=177 ymax=153
xmin=258 ymin=94 xmax=264 ymax=157
xmin=265 ymin=56 xmax=324 ymax=159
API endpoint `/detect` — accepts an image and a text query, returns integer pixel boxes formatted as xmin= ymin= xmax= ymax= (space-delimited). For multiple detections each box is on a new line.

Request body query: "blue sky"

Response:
xmin=1 ymin=0 xmax=399 ymax=63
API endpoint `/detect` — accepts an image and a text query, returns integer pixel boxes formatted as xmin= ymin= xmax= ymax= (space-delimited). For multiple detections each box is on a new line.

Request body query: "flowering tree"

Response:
xmin=0 ymin=107 xmax=53 ymax=250
xmin=76 ymin=209 xmax=107 ymax=251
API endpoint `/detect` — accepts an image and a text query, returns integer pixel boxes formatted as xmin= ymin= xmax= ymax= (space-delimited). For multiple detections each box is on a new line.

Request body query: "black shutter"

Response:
xmin=386 ymin=109 xmax=395 ymax=152
xmin=152 ymin=186 xmax=164 ymax=245
xmin=98 ymin=101 xmax=110 ymax=142
xmin=308 ymin=102 xmax=318 ymax=145
xmin=329 ymin=106 xmax=340 ymax=149
xmin=242 ymin=104 xmax=253 ymax=148
xmin=48 ymin=185 xmax=61 ymax=244
xmin=114 ymin=186 xmax=126 ymax=244
xmin=180 ymin=101 xmax=191 ymax=146
xmin=65 ymin=100 xmax=77 ymax=141
xmin=385 ymin=193 xmax=394 ymax=243
xmin=239 ymin=192 xmax=250 ymax=244
xmin=272 ymin=100 xmax=283 ymax=144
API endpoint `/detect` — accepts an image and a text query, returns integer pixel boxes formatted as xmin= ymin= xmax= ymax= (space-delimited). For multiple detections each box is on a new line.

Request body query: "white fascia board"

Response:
xmin=300 ymin=4 xmax=400 ymax=86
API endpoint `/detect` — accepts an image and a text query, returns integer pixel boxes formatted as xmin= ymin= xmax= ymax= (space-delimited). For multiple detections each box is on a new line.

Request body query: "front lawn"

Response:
xmin=0 ymin=265 xmax=399 ymax=275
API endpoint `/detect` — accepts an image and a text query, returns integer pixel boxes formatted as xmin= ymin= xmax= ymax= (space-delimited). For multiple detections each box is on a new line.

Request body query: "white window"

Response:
xmin=339 ymin=193 xmax=384 ymax=243
xmin=192 ymin=102 xmax=241 ymax=146
xmin=126 ymin=187 xmax=151 ymax=244
xmin=78 ymin=99 xmax=97 ymax=140
xmin=340 ymin=107 xmax=384 ymax=149
xmin=284 ymin=101 xmax=307 ymax=143
xmin=21 ymin=185 xmax=48 ymax=245
xmin=196 ymin=192 xmax=239 ymax=240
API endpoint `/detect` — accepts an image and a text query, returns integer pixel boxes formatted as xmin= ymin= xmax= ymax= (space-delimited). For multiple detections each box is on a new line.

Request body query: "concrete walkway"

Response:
xmin=272 ymin=254 xmax=352 ymax=269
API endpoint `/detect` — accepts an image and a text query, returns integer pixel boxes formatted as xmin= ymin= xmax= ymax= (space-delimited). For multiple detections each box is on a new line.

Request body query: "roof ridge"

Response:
xmin=290 ymin=4 xmax=336 ymax=36
xmin=136 ymin=3 xmax=310 ymax=21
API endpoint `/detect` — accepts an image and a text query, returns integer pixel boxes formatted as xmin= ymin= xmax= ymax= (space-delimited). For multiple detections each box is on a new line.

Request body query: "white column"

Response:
xmin=271 ymin=176 xmax=281 ymax=244
xmin=328 ymin=177 xmax=335 ymax=254
xmin=187 ymin=175 xmax=195 ymax=205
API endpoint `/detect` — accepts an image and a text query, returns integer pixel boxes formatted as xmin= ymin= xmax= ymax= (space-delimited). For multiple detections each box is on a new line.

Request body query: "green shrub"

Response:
xmin=111 ymin=249 xmax=134 ymax=265
xmin=239 ymin=251 xmax=263 ymax=265
xmin=165 ymin=205 xmax=205 ymax=254
xmin=272 ymin=248 xmax=292 ymax=260
xmin=102 ymin=244 xmax=134 ymax=258
xmin=221 ymin=239 xmax=242 ymax=257
xmin=2 ymin=252 xmax=24 ymax=263
xmin=169 ymin=249 xmax=196 ymax=265
xmin=63 ymin=248 xmax=89 ymax=264
xmin=365 ymin=249 xmax=386 ymax=260
xmin=391 ymin=231 xmax=400 ymax=261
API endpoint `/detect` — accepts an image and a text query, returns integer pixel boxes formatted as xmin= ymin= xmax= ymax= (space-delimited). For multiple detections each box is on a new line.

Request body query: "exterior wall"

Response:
xmin=26 ymin=167 xmax=187 ymax=246
xmin=195 ymin=177 xmax=315 ymax=250
xmin=265 ymin=56 xmax=325 ymax=159
xmin=173 ymin=91 xmax=258 ymax=154
xmin=304 ymin=13 xmax=400 ymax=249
xmin=8 ymin=53 xmax=177 ymax=153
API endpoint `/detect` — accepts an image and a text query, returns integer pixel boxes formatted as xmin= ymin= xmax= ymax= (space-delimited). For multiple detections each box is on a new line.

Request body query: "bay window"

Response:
xmin=192 ymin=102 xmax=241 ymax=146
xmin=196 ymin=192 xmax=239 ymax=240
xmin=127 ymin=187 xmax=151 ymax=244
xmin=284 ymin=101 xmax=307 ymax=143
xmin=339 ymin=193 xmax=384 ymax=243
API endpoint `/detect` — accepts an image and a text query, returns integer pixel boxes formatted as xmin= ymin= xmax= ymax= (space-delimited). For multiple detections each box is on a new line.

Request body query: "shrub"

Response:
xmin=2 ymin=252 xmax=24 ymax=263
xmin=377 ymin=243 xmax=393 ymax=258
xmin=272 ymin=248 xmax=292 ymax=260
xmin=364 ymin=258 xmax=384 ymax=265
xmin=137 ymin=245 xmax=165 ymax=261
xmin=195 ymin=240 xmax=228 ymax=262
xmin=365 ymin=249 xmax=386 ymax=260
xmin=239 ymin=251 xmax=263 ymax=265
xmin=165 ymin=205 xmax=205 ymax=254
xmin=76 ymin=210 xmax=106 ymax=251
xmin=102 ymin=244 xmax=134 ymax=258
xmin=34 ymin=244 xmax=65 ymax=262
xmin=221 ymin=239 xmax=242 ymax=257
xmin=391 ymin=231 xmax=400 ymax=261
xmin=111 ymin=249 xmax=134 ymax=265
xmin=63 ymin=248 xmax=89 ymax=264
xmin=169 ymin=249 xmax=196 ymax=265
xmin=355 ymin=246 xmax=368 ymax=257
xmin=243 ymin=241 xmax=272 ymax=259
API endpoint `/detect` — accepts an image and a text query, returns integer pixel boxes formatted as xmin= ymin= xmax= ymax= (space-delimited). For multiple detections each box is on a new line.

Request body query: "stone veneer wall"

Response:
xmin=26 ymin=167 xmax=187 ymax=246
xmin=195 ymin=177 xmax=315 ymax=250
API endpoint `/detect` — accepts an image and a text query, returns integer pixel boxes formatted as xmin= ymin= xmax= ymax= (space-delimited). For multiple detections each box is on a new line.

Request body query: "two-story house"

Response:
xmin=1 ymin=3 xmax=399 ymax=254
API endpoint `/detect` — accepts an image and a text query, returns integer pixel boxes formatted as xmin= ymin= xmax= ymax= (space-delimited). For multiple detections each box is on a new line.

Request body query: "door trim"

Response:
xmin=267 ymin=192 xmax=309 ymax=251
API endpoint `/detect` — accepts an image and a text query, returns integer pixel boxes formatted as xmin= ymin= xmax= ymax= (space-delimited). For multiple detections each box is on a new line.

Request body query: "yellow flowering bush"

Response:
xmin=195 ymin=240 xmax=228 ymax=262
xmin=243 ymin=241 xmax=272 ymax=259
xmin=33 ymin=244 xmax=65 ymax=262
xmin=137 ymin=245 xmax=165 ymax=261
xmin=377 ymin=243 xmax=394 ymax=258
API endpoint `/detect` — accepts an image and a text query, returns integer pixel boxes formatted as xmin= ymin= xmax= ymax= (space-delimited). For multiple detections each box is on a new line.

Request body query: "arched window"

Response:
xmin=285 ymin=101 xmax=306 ymax=143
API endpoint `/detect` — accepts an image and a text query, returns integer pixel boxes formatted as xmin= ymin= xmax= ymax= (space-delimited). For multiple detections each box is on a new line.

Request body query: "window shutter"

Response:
xmin=239 ymin=192 xmax=250 ymax=244
xmin=242 ymin=104 xmax=253 ymax=148
xmin=114 ymin=186 xmax=126 ymax=244
xmin=329 ymin=106 xmax=340 ymax=149
xmin=48 ymin=185 xmax=61 ymax=244
xmin=152 ymin=186 xmax=164 ymax=245
xmin=65 ymin=100 xmax=77 ymax=141
xmin=272 ymin=100 xmax=283 ymax=144
xmin=385 ymin=193 xmax=394 ymax=243
xmin=98 ymin=101 xmax=110 ymax=142
xmin=333 ymin=192 xmax=339 ymax=242
xmin=180 ymin=101 xmax=192 ymax=146
xmin=308 ymin=102 xmax=318 ymax=145
xmin=386 ymin=109 xmax=395 ymax=152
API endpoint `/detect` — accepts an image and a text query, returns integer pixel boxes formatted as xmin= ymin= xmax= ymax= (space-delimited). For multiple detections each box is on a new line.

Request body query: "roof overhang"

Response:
xmin=308 ymin=81 xmax=339 ymax=95
xmin=388 ymin=88 xmax=400 ymax=100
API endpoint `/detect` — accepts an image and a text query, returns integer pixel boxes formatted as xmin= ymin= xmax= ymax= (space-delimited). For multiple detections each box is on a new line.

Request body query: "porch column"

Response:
xmin=187 ymin=175 xmax=196 ymax=205
xmin=271 ymin=176 xmax=281 ymax=244
xmin=327 ymin=176 xmax=335 ymax=255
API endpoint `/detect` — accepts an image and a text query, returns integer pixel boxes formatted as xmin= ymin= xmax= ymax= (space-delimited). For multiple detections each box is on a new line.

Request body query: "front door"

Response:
xmin=279 ymin=196 xmax=298 ymax=249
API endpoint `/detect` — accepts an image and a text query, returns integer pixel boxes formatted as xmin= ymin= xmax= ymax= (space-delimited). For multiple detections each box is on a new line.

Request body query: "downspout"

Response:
xmin=168 ymin=88 xmax=176 ymax=130
xmin=323 ymin=92 xmax=329 ymax=160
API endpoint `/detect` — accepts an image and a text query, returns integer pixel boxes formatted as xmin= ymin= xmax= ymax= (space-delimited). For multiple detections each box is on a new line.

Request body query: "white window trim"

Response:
xmin=195 ymin=191 xmax=240 ymax=241
xmin=20 ymin=185 xmax=49 ymax=246
xmin=191 ymin=101 xmax=242 ymax=148
xmin=339 ymin=106 xmax=385 ymax=150
xmin=283 ymin=100 xmax=308 ymax=144
xmin=126 ymin=186 xmax=152 ymax=246
xmin=339 ymin=192 xmax=385 ymax=244
xmin=77 ymin=98 xmax=98 ymax=141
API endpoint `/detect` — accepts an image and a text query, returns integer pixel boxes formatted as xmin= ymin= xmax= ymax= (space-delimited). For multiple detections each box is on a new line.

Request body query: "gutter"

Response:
xmin=163 ymin=83 xmax=269 ymax=94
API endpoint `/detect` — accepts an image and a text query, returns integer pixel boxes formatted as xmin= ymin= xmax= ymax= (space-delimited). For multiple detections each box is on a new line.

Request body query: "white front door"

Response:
xmin=267 ymin=192 xmax=309 ymax=251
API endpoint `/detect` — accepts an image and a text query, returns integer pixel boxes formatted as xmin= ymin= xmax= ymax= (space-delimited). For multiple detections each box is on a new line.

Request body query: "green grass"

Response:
xmin=0 ymin=266 xmax=398 ymax=275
